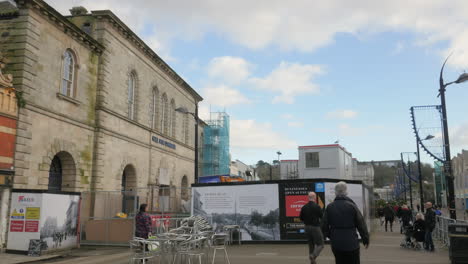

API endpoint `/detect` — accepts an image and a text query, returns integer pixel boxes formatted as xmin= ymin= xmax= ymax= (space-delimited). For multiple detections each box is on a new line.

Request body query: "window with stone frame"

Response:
xmin=170 ymin=99 xmax=176 ymax=138
xmin=161 ymin=93 xmax=168 ymax=134
xmin=127 ymin=72 xmax=137 ymax=120
xmin=151 ymin=87 xmax=159 ymax=130
xmin=60 ymin=50 xmax=77 ymax=97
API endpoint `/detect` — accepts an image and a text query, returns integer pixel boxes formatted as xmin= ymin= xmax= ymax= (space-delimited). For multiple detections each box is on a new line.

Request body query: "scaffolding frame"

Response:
xmin=202 ymin=111 xmax=230 ymax=176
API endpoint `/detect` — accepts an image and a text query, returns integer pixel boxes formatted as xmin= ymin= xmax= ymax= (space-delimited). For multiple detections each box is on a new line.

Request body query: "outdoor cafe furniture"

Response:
xmin=211 ymin=233 xmax=231 ymax=264
xmin=222 ymin=225 xmax=241 ymax=245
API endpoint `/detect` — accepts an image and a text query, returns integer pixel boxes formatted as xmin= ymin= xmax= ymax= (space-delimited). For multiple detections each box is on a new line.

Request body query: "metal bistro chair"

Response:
xmin=211 ymin=233 xmax=231 ymax=264
xmin=129 ymin=238 xmax=159 ymax=264
xmin=223 ymin=225 xmax=241 ymax=245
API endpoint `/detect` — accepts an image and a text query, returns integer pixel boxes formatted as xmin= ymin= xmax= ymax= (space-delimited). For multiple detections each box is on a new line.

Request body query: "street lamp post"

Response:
xmin=439 ymin=56 xmax=468 ymax=219
xmin=277 ymin=151 xmax=282 ymax=179
xmin=416 ymin=134 xmax=435 ymax=213
xmin=175 ymin=105 xmax=199 ymax=183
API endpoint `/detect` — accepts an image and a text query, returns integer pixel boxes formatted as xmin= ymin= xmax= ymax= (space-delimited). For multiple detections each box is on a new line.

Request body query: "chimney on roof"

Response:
xmin=70 ymin=6 xmax=88 ymax=16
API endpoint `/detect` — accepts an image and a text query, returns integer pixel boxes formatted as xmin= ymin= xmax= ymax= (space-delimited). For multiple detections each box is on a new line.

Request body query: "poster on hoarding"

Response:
xmin=40 ymin=193 xmax=80 ymax=250
xmin=278 ymin=182 xmax=325 ymax=240
xmin=324 ymin=182 xmax=364 ymax=213
xmin=192 ymin=184 xmax=280 ymax=241
xmin=7 ymin=192 xmax=80 ymax=252
xmin=7 ymin=193 xmax=42 ymax=251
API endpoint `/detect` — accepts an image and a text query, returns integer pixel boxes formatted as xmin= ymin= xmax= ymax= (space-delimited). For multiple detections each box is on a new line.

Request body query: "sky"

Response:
xmin=48 ymin=0 xmax=468 ymax=165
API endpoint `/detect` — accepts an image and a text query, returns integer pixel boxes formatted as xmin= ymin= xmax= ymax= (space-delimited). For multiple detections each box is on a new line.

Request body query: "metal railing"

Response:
xmin=433 ymin=215 xmax=468 ymax=247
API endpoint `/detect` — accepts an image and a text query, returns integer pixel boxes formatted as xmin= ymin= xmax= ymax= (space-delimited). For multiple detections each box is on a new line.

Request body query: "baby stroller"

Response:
xmin=400 ymin=223 xmax=414 ymax=248
xmin=412 ymin=220 xmax=425 ymax=250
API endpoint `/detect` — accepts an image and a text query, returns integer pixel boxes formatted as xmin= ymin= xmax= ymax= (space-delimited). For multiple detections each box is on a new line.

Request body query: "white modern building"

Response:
xmin=452 ymin=150 xmax=468 ymax=210
xmin=280 ymin=144 xmax=374 ymax=184
xmin=230 ymin=159 xmax=259 ymax=181
xmin=299 ymin=144 xmax=354 ymax=180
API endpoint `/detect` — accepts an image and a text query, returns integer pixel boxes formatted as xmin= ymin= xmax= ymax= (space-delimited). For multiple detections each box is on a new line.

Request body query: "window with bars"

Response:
xmin=305 ymin=152 xmax=320 ymax=168
xmin=61 ymin=50 xmax=76 ymax=97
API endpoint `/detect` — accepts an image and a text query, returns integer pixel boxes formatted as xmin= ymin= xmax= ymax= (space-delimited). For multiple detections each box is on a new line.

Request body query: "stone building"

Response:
xmin=0 ymin=50 xmax=18 ymax=248
xmin=0 ymin=0 xmax=202 ymax=244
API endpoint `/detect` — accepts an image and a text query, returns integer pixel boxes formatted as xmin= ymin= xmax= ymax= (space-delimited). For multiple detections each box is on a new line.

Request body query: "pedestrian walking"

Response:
xmin=300 ymin=192 xmax=324 ymax=264
xmin=135 ymin=204 xmax=152 ymax=239
xmin=424 ymin=202 xmax=436 ymax=252
xmin=383 ymin=203 xmax=395 ymax=232
xmin=322 ymin=182 xmax=369 ymax=264
xmin=416 ymin=204 xmax=421 ymax=212
xmin=377 ymin=206 xmax=384 ymax=226
xmin=400 ymin=204 xmax=412 ymax=228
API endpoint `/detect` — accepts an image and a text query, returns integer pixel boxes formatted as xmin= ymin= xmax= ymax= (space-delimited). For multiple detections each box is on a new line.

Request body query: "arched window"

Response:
xmin=161 ymin=93 xmax=168 ymax=134
xmin=61 ymin=50 xmax=76 ymax=97
xmin=170 ymin=99 xmax=176 ymax=138
xmin=152 ymin=88 xmax=159 ymax=130
xmin=128 ymin=72 xmax=136 ymax=120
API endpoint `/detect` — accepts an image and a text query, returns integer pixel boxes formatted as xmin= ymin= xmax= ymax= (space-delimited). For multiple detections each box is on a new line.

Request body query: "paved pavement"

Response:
xmin=2 ymin=221 xmax=450 ymax=264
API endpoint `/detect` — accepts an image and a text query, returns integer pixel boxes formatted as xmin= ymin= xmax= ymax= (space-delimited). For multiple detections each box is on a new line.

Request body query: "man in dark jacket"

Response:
xmin=424 ymin=202 xmax=436 ymax=251
xmin=400 ymin=204 xmax=412 ymax=228
xmin=322 ymin=182 xmax=369 ymax=264
xmin=300 ymin=192 xmax=324 ymax=264
xmin=383 ymin=203 xmax=395 ymax=232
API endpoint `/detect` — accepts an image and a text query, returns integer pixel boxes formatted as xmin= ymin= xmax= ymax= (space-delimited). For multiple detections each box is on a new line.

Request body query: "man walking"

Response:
xmin=322 ymin=182 xmax=369 ymax=264
xmin=300 ymin=192 xmax=324 ymax=264
xmin=383 ymin=203 xmax=395 ymax=232
xmin=424 ymin=202 xmax=436 ymax=252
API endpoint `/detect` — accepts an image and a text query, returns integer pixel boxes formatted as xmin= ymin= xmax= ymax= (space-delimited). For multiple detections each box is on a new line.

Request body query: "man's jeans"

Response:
xmin=424 ymin=231 xmax=434 ymax=250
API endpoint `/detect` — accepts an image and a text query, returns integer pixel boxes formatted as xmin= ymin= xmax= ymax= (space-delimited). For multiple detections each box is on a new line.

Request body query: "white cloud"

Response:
xmin=287 ymin=122 xmax=304 ymax=128
xmin=338 ymin=124 xmax=365 ymax=137
xmin=207 ymin=56 xmax=252 ymax=84
xmin=281 ymin=114 xmax=294 ymax=119
xmin=326 ymin=110 xmax=358 ymax=119
xmin=48 ymin=0 xmax=468 ymax=68
xmin=202 ymin=84 xmax=251 ymax=107
xmin=250 ymin=62 xmax=323 ymax=104
xmin=451 ymin=122 xmax=468 ymax=149
xmin=146 ymin=35 xmax=176 ymax=63
xmin=231 ymin=119 xmax=297 ymax=149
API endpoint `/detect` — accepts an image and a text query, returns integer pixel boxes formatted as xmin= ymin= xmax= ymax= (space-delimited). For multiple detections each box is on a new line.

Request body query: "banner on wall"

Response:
xmin=192 ymin=184 xmax=280 ymax=241
xmin=278 ymin=182 xmax=325 ymax=240
xmin=7 ymin=192 xmax=80 ymax=252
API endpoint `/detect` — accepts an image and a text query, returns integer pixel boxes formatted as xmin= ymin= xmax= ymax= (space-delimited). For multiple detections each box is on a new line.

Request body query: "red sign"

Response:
xmin=10 ymin=220 xmax=24 ymax=232
xmin=25 ymin=220 xmax=39 ymax=232
xmin=285 ymin=195 xmax=308 ymax=217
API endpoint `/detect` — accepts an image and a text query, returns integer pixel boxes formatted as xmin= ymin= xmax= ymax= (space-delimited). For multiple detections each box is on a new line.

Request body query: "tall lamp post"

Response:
xmin=416 ymin=134 xmax=435 ymax=213
xmin=439 ymin=56 xmax=468 ymax=219
xmin=277 ymin=151 xmax=282 ymax=179
xmin=175 ymin=105 xmax=199 ymax=183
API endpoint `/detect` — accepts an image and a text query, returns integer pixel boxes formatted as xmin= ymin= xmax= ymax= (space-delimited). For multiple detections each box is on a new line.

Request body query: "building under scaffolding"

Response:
xmin=202 ymin=112 xmax=230 ymax=176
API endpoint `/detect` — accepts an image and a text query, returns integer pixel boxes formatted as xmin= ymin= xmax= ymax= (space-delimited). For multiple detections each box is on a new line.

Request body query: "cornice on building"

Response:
xmin=89 ymin=10 xmax=203 ymax=103
xmin=14 ymin=0 xmax=104 ymax=54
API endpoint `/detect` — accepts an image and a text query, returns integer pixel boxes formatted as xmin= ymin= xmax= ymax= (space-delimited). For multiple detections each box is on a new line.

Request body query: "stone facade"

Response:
xmin=0 ymin=0 xmax=202 ymax=231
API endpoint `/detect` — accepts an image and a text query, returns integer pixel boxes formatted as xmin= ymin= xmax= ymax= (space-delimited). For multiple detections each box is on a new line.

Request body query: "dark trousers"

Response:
xmin=424 ymin=231 xmax=434 ymax=250
xmin=385 ymin=218 xmax=393 ymax=231
xmin=305 ymin=225 xmax=324 ymax=258
xmin=332 ymin=248 xmax=360 ymax=264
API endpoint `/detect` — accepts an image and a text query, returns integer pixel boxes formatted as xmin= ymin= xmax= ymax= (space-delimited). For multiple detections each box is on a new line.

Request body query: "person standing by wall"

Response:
xmin=322 ymin=182 xmax=369 ymax=264
xmin=135 ymin=204 xmax=152 ymax=239
xmin=300 ymin=192 xmax=324 ymax=264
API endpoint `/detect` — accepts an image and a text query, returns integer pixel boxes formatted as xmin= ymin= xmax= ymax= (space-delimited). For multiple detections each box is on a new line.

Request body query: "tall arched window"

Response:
xmin=152 ymin=87 xmax=159 ymax=130
xmin=170 ymin=99 xmax=176 ymax=138
xmin=128 ymin=72 xmax=136 ymax=120
xmin=161 ymin=93 xmax=168 ymax=134
xmin=61 ymin=50 xmax=76 ymax=97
